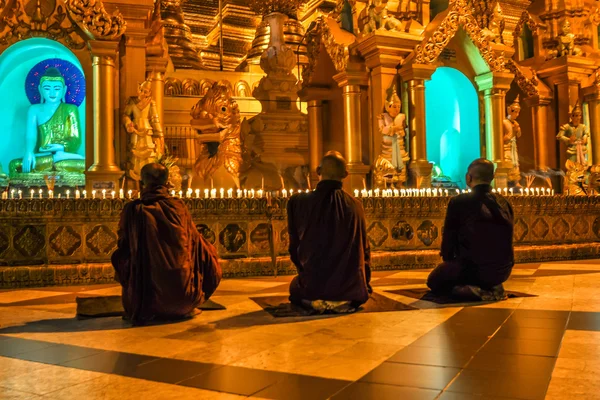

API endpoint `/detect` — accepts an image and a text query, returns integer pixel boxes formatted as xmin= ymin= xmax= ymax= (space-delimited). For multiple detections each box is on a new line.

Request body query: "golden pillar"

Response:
xmin=475 ymin=71 xmax=514 ymax=188
xmin=334 ymin=71 xmax=371 ymax=190
xmin=147 ymin=57 xmax=169 ymax=130
xmin=86 ymin=40 xmax=123 ymax=190
xmin=307 ymin=99 xmax=324 ymax=185
xmin=524 ymin=95 xmax=554 ymax=169
xmin=399 ymin=64 xmax=436 ymax=188
xmin=583 ymin=88 xmax=600 ymax=165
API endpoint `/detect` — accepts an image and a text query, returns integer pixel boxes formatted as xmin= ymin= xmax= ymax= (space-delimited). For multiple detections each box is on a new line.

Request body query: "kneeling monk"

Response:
xmin=287 ymin=151 xmax=372 ymax=313
xmin=112 ymin=163 xmax=222 ymax=323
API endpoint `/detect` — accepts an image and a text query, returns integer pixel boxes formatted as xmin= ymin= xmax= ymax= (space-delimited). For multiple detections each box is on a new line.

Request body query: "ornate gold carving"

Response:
xmin=247 ymin=0 xmax=307 ymax=18
xmin=85 ymin=225 xmax=117 ymax=256
xmin=190 ymin=82 xmax=243 ymax=188
xmin=513 ymin=11 xmax=542 ymax=40
xmin=413 ymin=0 xmax=506 ymax=72
xmin=49 ymin=225 xmax=81 ymax=257
xmin=505 ymin=59 xmax=538 ymax=98
xmin=303 ymin=16 xmax=350 ymax=83
xmin=546 ymin=19 xmax=582 ymax=60
xmin=146 ymin=0 xmax=167 ymax=57
xmin=0 ymin=0 xmax=86 ymax=49
xmin=359 ymin=0 xmax=403 ymax=34
xmin=65 ymin=0 xmax=126 ymax=40
xmin=478 ymin=2 xmax=505 ymax=44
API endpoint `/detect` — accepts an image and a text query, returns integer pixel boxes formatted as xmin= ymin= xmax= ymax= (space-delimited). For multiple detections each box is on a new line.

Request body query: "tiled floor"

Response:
xmin=1 ymin=260 xmax=600 ymax=399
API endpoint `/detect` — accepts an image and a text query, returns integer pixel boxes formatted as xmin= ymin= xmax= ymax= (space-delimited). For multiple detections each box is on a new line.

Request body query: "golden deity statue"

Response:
xmin=374 ymin=90 xmax=410 ymax=187
xmin=360 ymin=0 xmax=403 ymax=34
xmin=482 ymin=2 xmax=505 ymax=44
xmin=557 ymin=102 xmax=589 ymax=168
xmin=122 ymin=79 xmax=165 ymax=182
xmin=9 ymin=67 xmax=85 ymax=185
xmin=503 ymin=96 xmax=521 ymax=186
xmin=548 ymin=19 xmax=582 ymax=59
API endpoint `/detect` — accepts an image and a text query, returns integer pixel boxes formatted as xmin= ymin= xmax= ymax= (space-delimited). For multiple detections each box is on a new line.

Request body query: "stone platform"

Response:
xmin=1 ymin=196 xmax=599 ymax=287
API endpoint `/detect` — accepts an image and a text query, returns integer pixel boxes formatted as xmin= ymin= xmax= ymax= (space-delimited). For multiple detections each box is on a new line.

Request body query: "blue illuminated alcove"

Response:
xmin=425 ymin=67 xmax=480 ymax=188
xmin=0 ymin=38 xmax=86 ymax=177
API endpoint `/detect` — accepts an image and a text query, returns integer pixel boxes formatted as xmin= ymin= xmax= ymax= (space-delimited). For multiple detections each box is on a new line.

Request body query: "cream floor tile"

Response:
xmin=42 ymin=374 xmax=245 ymax=400
xmin=539 ymin=263 xmax=600 ymax=270
xmin=572 ymin=299 xmax=600 ymax=311
xmin=0 ymin=387 xmax=44 ymax=399
xmin=333 ymin=341 xmax=404 ymax=361
xmin=553 ymin=357 xmax=586 ymax=371
xmin=292 ymin=354 xmax=383 ymax=380
xmin=0 ymin=364 xmax=104 ymax=395
xmin=517 ymin=297 xmax=573 ymax=311
xmin=546 ymin=376 xmax=600 ymax=398
xmin=79 ymin=286 xmax=121 ymax=296
xmin=562 ymin=330 xmax=600 ymax=345
xmin=0 ymin=290 xmax=70 ymax=304
xmin=558 ymin=342 xmax=600 ymax=360
xmin=0 ymin=356 xmax=50 ymax=377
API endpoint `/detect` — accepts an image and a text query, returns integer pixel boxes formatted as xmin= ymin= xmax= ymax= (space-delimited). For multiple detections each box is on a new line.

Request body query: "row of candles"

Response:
xmin=1 ymin=186 xmax=556 ymax=200
xmin=0 ymin=187 xmax=307 ymax=200
xmin=354 ymin=187 xmax=555 ymax=197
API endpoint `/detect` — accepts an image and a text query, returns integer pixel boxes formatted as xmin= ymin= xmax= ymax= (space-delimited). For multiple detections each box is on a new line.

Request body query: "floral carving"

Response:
xmin=66 ymin=0 xmax=126 ymax=40
xmin=413 ymin=0 xmax=505 ymax=72
xmin=0 ymin=0 xmax=86 ymax=49
xmin=513 ymin=11 xmax=542 ymax=40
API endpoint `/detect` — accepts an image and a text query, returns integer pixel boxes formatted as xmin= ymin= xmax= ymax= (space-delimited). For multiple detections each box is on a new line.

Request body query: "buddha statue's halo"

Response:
xmin=25 ymin=58 xmax=86 ymax=106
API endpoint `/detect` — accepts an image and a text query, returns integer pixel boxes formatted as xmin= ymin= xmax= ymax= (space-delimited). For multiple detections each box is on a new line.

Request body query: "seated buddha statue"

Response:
xmin=9 ymin=67 xmax=85 ymax=179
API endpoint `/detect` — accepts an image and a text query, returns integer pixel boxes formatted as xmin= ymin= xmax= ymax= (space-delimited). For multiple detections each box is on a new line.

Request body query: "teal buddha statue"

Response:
xmin=9 ymin=67 xmax=85 ymax=185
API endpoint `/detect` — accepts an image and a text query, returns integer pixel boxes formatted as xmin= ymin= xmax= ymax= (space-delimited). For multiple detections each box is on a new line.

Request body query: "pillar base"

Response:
xmin=86 ymin=170 xmax=124 ymax=192
xmin=408 ymin=161 xmax=433 ymax=188
xmin=493 ymin=162 xmax=512 ymax=189
xmin=346 ymin=163 xmax=371 ymax=191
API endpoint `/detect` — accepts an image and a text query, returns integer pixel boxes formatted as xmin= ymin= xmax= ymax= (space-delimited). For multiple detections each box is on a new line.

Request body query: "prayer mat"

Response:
xmin=76 ymin=295 xmax=124 ymax=319
xmin=197 ymin=299 xmax=227 ymax=310
xmin=251 ymin=292 xmax=416 ymax=318
xmin=386 ymin=288 xmax=537 ymax=305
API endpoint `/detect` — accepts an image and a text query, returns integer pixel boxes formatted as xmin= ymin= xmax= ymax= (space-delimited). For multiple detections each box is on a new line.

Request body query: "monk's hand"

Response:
xmin=22 ymin=152 xmax=35 ymax=173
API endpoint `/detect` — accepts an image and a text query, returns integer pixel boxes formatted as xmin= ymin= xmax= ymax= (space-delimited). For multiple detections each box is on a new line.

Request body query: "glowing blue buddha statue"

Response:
xmin=9 ymin=67 xmax=84 ymax=182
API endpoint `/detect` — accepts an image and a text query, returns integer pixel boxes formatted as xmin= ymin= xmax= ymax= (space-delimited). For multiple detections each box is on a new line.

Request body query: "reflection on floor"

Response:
xmin=1 ymin=260 xmax=600 ymax=399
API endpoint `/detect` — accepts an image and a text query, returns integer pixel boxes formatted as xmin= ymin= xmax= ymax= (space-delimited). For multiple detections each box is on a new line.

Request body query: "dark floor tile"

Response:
xmin=480 ymin=336 xmax=561 ymax=357
xmin=129 ymin=358 xmax=218 ymax=384
xmin=409 ymin=331 xmax=489 ymax=351
xmin=447 ymin=369 xmax=550 ymax=399
xmin=388 ymin=345 xmax=474 ymax=368
xmin=494 ymin=325 xmax=565 ymax=342
xmin=359 ymin=362 xmax=460 ymax=390
xmin=466 ymin=353 xmax=557 ymax=377
xmin=253 ymin=374 xmax=350 ymax=400
xmin=0 ymin=337 xmax=57 ymax=357
xmin=503 ymin=316 xmax=568 ymax=330
xmin=332 ymin=381 xmax=439 ymax=400
xmin=61 ymin=350 xmax=158 ymax=375
xmin=455 ymin=308 xmax=514 ymax=319
xmin=436 ymin=321 xmax=501 ymax=336
xmin=16 ymin=343 xmax=103 ymax=365
xmin=179 ymin=365 xmax=284 ymax=396
xmin=568 ymin=311 xmax=600 ymax=331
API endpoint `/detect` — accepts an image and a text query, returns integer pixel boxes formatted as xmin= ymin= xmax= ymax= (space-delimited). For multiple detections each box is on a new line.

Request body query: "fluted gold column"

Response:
xmin=307 ymin=100 xmax=324 ymax=185
xmin=342 ymin=85 xmax=362 ymax=165
xmin=475 ymin=71 xmax=514 ymax=188
xmin=86 ymin=41 xmax=123 ymax=190
xmin=147 ymin=57 xmax=169 ymax=127
xmin=524 ymin=95 xmax=554 ymax=169
xmin=583 ymin=90 xmax=600 ymax=165
xmin=333 ymin=71 xmax=370 ymax=190
xmin=399 ymin=64 xmax=435 ymax=188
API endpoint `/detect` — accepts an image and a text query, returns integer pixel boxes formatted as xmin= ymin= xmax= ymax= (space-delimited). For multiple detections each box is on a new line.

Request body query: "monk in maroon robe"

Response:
xmin=112 ymin=163 xmax=222 ymax=324
xmin=287 ymin=151 xmax=372 ymax=313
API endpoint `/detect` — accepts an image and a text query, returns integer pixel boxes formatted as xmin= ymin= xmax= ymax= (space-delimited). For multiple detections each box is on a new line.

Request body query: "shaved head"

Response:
xmin=467 ymin=158 xmax=495 ymax=185
xmin=141 ymin=163 xmax=169 ymax=188
xmin=318 ymin=151 xmax=348 ymax=181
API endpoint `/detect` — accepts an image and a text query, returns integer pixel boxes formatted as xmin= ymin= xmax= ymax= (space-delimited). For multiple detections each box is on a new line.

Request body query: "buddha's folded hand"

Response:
xmin=22 ymin=152 xmax=35 ymax=173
